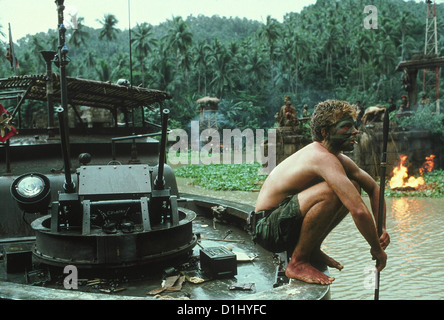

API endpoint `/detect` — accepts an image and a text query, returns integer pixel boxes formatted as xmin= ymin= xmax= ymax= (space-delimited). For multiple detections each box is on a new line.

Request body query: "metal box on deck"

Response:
xmin=200 ymin=247 xmax=237 ymax=278
xmin=4 ymin=243 xmax=33 ymax=273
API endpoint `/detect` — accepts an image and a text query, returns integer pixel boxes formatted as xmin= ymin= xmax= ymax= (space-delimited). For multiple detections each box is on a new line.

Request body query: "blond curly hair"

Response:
xmin=310 ymin=100 xmax=357 ymax=142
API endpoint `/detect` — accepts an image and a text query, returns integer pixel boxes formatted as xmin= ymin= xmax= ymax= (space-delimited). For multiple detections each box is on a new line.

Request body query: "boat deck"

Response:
xmin=0 ymin=194 xmax=330 ymax=300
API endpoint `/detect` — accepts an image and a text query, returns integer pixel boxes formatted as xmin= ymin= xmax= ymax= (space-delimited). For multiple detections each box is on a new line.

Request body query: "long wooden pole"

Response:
xmin=374 ymin=102 xmax=394 ymax=300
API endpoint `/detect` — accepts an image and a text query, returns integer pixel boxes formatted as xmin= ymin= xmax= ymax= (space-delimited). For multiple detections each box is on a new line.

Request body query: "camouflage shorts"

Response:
xmin=252 ymin=194 xmax=303 ymax=253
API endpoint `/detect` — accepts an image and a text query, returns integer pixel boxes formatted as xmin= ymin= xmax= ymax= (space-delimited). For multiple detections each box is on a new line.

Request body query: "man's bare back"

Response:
xmin=255 ymin=142 xmax=353 ymax=212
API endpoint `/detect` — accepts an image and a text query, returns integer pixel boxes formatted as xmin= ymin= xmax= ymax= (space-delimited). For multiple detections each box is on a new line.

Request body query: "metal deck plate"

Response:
xmin=78 ymin=165 xmax=151 ymax=198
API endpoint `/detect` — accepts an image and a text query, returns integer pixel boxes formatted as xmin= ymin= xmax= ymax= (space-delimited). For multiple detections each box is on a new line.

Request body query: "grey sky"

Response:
xmin=0 ymin=0 xmax=317 ymax=41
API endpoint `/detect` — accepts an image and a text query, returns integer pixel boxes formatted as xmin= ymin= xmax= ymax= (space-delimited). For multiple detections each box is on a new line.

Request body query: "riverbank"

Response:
xmin=173 ymin=162 xmax=444 ymax=198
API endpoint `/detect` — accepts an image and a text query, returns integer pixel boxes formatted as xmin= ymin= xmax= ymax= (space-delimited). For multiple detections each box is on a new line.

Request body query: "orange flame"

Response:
xmin=389 ymin=155 xmax=424 ymax=189
xmin=419 ymin=154 xmax=435 ymax=175
xmin=388 ymin=154 xmax=435 ymax=190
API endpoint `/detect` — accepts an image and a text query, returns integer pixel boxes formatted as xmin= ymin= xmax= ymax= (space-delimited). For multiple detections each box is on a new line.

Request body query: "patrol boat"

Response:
xmin=0 ymin=0 xmax=330 ymax=301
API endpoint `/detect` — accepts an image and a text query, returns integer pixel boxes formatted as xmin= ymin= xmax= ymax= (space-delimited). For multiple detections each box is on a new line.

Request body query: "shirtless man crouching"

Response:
xmin=252 ymin=99 xmax=390 ymax=285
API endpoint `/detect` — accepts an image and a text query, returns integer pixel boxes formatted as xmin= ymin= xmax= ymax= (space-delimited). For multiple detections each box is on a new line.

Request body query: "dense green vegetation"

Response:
xmin=394 ymin=103 xmax=444 ymax=140
xmin=1 ymin=0 xmax=443 ymax=131
xmin=175 ymin=162 xmax=266 ymax=191
xmin=176 ymin=162 xmax=444 ymax=197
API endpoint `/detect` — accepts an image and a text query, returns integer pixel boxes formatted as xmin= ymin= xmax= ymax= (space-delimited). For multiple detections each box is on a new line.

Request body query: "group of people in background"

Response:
xmin=276 ymin=92 xmax=431 ymax=130
xmin=354 ymin=93 xmax=428 ymax=128
xmin=275 ymin=96 xmax=313 ymax=129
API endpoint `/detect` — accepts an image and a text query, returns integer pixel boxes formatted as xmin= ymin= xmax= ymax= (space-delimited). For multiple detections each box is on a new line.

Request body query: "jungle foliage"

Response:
xmin=175 ymin=162 xmax=444 ymax=197
xmin=175 ymin=162 xmax=267 ymax=191
xmin=1 ymin=0 xmax=444 ymax=131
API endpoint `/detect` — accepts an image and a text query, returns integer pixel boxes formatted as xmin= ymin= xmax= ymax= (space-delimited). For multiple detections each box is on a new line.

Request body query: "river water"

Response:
xmin=176 ymin=177 xmax=444 ymax=300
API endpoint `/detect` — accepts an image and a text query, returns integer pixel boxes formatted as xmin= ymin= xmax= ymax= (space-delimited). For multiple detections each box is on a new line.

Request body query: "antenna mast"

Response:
xmin=423 ymin=0 xmax=440 ymax=114
xmin=128 ymin=0 xmax=133 ymax=89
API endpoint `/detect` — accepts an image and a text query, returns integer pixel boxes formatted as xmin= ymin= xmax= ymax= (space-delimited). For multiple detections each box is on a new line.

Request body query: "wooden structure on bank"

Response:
xmin=396 ymin=1 xmax=442 ymax=113
xmin=396 ymin=54 xmax=444 ymax=109
xmin=196 ymin=96 xmax=219 ymax=130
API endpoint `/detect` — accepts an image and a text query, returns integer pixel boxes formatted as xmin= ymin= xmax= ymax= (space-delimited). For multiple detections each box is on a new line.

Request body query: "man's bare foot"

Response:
xmin=285 ymin=261 xmax=335 ymax=285
xmin=312 ymin=250 xmax=343 ymax=271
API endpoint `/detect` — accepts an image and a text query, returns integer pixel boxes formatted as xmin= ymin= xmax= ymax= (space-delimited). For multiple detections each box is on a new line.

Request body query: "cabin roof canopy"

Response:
xmin=0 ymin=74 xmax=172 ymax=110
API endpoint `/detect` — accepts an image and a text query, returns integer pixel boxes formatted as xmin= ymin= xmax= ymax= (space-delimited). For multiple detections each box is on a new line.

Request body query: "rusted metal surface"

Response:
xmin=31 ymin=208 xmax=197 ymax=269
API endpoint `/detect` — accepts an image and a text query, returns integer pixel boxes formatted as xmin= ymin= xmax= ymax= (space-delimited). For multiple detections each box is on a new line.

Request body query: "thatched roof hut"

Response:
xmin=196 ymin=96 xmax=220 ymax=105
xmin=196 ymin=96 xmax=219 ymax=112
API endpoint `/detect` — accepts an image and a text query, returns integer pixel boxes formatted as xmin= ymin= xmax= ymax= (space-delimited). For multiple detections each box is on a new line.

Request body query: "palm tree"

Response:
xmin=244 ymin=50 xmax=268 ymax=91
xmin=132 ymin=22 xmax=157 ymax=86
xmin=397 ymin=11 xmax=416 ymax=61
xmin=373 ymin=35 xmax=397 ymax=76
xmin=151 ymin=43 xmax=174 ymax=92
xmin=46 ymin=33 xmax=59 ymax=52
xmin=277 ymin=28 xmax=312 ymax=95
xmin=178 ymin=50 xmax=192 ymax=85
xmin=276 ymin=37 xmax=296 ymax=93
xmin=207 ymin=38 xmax=231 ymax=96
xmin=95 ymin=58 xmax=111 ymax=81
xmin=319 ymin=19 xmax=341 ymax=84
xmin=81 ymin=51 xmax=96 ymax=78
xmin=351 ymin=32 xmax=372 ymax=91
xmin=210 ymin=51 xmax=234 ymax=97
xmin=163 ymin=17 xmax=193 ymax=74
xmin=97 ymin=14 xmax=119 ymax=53
xmin=110 ymin=52 xmax=129 ymax=82
xmin=193 ymin=40 xmax=210 ymax=95
xmin=259 ymin=16 xmax=281 ymax=84
xmin=30 ymin=35 xmax=45 ymax=72
xmin=70 ymin=17 xmax=89 ymax=48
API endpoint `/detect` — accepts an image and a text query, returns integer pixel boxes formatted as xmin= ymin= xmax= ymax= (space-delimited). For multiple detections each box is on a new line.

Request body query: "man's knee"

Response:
xmin=320 ymin=183 xmax=339 ymax=202
xmin=325 ymin=188 xmax=342 ymax=210
xmin=327 ymin=180 xmax=361 ymax=209
xmin=322 ymin=180 xmax=361 ymax=215
xmin=298 ymin=180 xmax=360 ymax=216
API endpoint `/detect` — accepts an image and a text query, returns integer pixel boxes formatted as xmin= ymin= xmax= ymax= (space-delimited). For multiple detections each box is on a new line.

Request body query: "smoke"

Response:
xmin=64 ymin=5 xmax=79 ymax=30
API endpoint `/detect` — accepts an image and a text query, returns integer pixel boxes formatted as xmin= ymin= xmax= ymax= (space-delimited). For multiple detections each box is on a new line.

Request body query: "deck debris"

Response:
xmin=222 ymin=245 xmax=257 ymax=262
xmin=153 ymin=294 xmax=190 ymax=300
xmin=147 ymin=275 xmax=186 ymax=295
xmin=188 ymin=276 xmax=205 ymax=284
xmin=166 ymin=275 xmax=186 ymax=292
xmin=211 ymin=205 xmax=227 ymax=229
xmin=200 ymin=237 xmax=245 ymax=243
xmin=229 ymin=282 xmax=256 ymax=292
xmin=233 ymin=251 xmax=257 ymax=262
xmin=182 ymin=269 xmax=210 ymax=283
xmin=99 ymin=287 xmax=126 ymax=294
xmin=60 ymin=277 xmax=129 ymax=294
xmin=25 ymin=268 xmax=51 ymax=286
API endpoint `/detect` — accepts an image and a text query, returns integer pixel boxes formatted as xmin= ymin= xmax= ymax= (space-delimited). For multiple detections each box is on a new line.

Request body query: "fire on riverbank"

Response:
xmin=389 ymin=154 xmax=435 ymax=191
